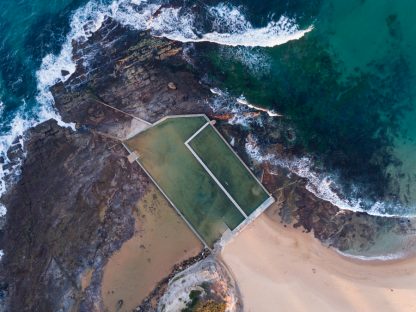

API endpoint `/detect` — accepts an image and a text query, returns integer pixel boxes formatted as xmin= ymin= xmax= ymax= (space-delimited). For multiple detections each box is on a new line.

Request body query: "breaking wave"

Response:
xmin=244 ymin=134 xmax=416 ymax=218
xmin=335 ymin=249 xmax=407 ymax=262
xmin=146 ymin=4 xmax=313 ymax=47
xmin=0 ymin=0 xmax=311 ymax=219
xmin=110 ymin=1 xmax=313 ymax=47
xmin=0 ymin=108 xmax=33 ymax=218
xmin=207 ymin=88 xmax=413 ymax=219
xmin=33 ymin=0 xmax=311 ymax=133
xmin=208 ymin=87 xmax=415 ymax=219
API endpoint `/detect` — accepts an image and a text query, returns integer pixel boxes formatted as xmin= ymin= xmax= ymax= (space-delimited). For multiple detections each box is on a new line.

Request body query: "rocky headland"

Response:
xmin=0 ymin=16 xmax=415 ymax=312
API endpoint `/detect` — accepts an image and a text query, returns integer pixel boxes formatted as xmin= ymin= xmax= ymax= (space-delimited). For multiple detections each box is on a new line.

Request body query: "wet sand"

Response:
xmin=81 ymin=268 xmax=93 ymax=291
xmin=101 ymin=185 xmax=203 ymax=312
xmin=221 ymin=212 xmax=416 ymax=312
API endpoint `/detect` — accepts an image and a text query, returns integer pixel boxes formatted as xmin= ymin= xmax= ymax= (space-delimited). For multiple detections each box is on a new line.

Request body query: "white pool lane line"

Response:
xmin=184 ymin=121 xmax=211 ymax=145
xmin=185 ymin=142 xmax=249 ymax=219
xmin=185 ymin=124 xmax=249 ymax=219
xmin=122 ymin=142 xmax=211 ymax=249
xmin=124 ymin=118 xmax=275 ymax=250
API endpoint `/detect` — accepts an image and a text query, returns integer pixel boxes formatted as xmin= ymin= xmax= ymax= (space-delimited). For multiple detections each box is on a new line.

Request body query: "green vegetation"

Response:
xmin=194 ymin=300 xmax=227 ymax=312
xmin=182 ymin=290 xmax=226 ymax=312
xmin=189 ymin=125 xmax=269 ymax=215
xmin=181 ymin=290 xmax=202 ymax=312
xmin=125 ymin=116 xmax=245 ymax=247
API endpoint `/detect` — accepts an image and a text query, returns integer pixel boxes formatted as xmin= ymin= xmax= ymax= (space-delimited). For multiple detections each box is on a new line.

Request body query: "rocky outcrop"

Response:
xmin=216 ymin=122 xmax=416 ymax=255
xmin=52 ymin=18 xmax=211 ymax=128
xmin=1 ymin=12 xmax=414 ymax=312
xmin=157 ymin=256 xmax=241 ymax=312
xmin=0 ymin=16 xmax=215 ymax=312
xmin=0 ymin=14 xmax=221 ymax=312
xmin=0 ymin=120 xmax=149 ymax=311
xmin=138 ymin=250 xmax=211 ymax=312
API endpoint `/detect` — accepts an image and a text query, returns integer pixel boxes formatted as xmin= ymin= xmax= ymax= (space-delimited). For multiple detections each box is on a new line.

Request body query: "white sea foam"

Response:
xmin=208 ymin=88 xmax=254 ymax=127
xmin=0 ymin=1 xmax=108 ymax=204
xmin=0 ymin=250 xmax=3 ymax=260
xmin=35 ymin=1 xmax=109 ymax=131
xmin=188 ymin=22 xmax=313 ymax=47
xmin=218 ymin=45 xmax=272 ymax=76
xmin=245 ymin=135 xmax=416 ymax=218
xmin=0 ymin=109 xmax=37 ymax=217
xmin=208 ymin=88 xmax=281 ymax=130
xmin=209 ymin=87 xmax=226 ymax=97
xmin=0 ymin=204 xmax=6 ymax=217
xmin=91 ymin=1 xmax=312 ymax=48
xmin=0 ymin=1 xmax=109 ymax=212
xmin=209 ymin=86 xmax=416 ymax=220
xmin=146 ymin=3 xmax=313 ymax=47
xmin=230 ymin=137 xmax=235 ymax=146
xmin=334 ymin=249 xmax=408 ymax=261
xmin=236 ymin=96 xmax=282 ymax=117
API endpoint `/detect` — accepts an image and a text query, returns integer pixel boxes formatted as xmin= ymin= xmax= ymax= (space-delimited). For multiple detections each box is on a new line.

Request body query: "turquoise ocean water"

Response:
xmin=0 ymin=0 xmax=88 ymax=133
xmin=200 ymin=0 xmax=416 ymax=217
xmin=0 ymin=0 xmax=415 ymax=257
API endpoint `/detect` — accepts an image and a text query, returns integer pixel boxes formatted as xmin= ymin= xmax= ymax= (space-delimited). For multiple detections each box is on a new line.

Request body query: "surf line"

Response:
xmin=236 ymin=97 xmax=283 ymax=117
xmin=210 ymin=88 xmax=282 ymax=117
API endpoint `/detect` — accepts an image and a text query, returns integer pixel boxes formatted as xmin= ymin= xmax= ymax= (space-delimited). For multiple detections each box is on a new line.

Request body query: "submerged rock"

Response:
xmin=61 ymin=69 xmax=70 ymax=77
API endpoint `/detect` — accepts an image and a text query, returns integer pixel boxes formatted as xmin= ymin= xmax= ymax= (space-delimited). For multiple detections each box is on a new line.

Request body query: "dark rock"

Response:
xmin=6 ymin=144 xmax=23 ymax=162
xmin=51 ymin=24 xmax=211 ymax=126
xmin=61 ymin=70 xmax=70 ymax=77
xmin=116 ymin=299 xmax=123 ymax=310
xmin=1 ymin=12 xmax=409 ymax=312
xmin=11 ymin=136 xmax=20 ymax=145
xmin=1 ymin=120 xmax=149 ymax=311
xmin=1 ymin=163 xmax=13 ymax=172
xmin=0 ymin=17 xmax=214 ymax=312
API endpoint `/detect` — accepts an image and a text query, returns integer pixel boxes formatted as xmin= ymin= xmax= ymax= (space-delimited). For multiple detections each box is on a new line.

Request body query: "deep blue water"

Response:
xmin=0 ymin=0 xmax=89 ymax=129
xmin=195 ymin=0 xmax=416 ymax=218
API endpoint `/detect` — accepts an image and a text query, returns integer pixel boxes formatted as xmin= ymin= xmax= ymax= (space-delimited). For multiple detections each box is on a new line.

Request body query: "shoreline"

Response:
xmin=2 ymin=12 xmax=416 ymax=310
xmin=333 ymin=248 xmax=415 ymax=264
xmin=221 ymin=210 xmax=416 ymax=312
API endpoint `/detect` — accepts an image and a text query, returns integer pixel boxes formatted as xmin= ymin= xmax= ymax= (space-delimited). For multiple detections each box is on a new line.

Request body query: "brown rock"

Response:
xmin=0 ymin=120 xmax=151 ymax=311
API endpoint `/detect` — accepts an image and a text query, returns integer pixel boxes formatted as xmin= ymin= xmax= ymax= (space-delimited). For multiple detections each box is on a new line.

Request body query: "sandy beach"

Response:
xmin=221 ymin=213 xmax=416 ymax=312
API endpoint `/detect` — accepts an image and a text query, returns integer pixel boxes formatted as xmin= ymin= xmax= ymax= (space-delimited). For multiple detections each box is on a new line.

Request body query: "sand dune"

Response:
xmin=221 ymin=214 xmax=416 ymax=312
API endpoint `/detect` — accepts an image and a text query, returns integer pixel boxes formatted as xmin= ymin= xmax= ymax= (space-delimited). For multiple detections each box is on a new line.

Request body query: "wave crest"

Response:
xmin=0 ymin=0 xmax=311 ymax=218
xmin=245 ymin=134 xmax=416 ymax=218
xmin=145 ymin=2 xmax=313 ymax=47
